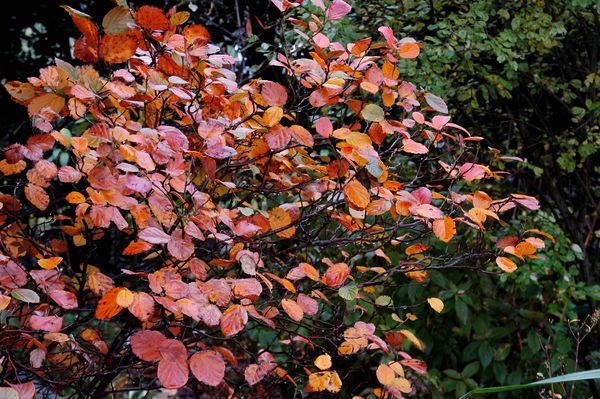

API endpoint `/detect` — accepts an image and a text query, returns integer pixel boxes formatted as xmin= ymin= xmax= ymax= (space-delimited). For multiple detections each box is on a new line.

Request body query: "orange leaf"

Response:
xmin=95 ymin=287 xmax=124 ymax=320
xmin=66 ymin=191 xmax=86 ymax=204
xmin=432 ymin=216 xmax=456 ymax=242
xmin=402 ymin=138 xmax=428 ymax=154
xmin=38 ymin=257 xmax=63 ymax=270
xmin=269 ymin=207 xmax=295 ymax=238
xmin=323 ymin=263 xmax=349 ymax=288
xmin=263 ymin=106 xmax=284 ymax=127
xmin=496 ymin=256 xmax=517 ymax=273
xmin=135 ymin=5 xmax=169 ymax=31
xmin=25 ymin=184 xmax=49 ymax=211
xmin=122 ymin=241 xmax=153 ymax=255
xmin=344 ymin=180 xmax=370 ymax=210
xmin=183 ymin=24 xmax=211 ymax=44
xmin=100 ymin=32 xmax=137 ymax=64
xmin=299 ymin=263 xmax=320 ymax=281
xmin=281 ymin=298 xmax=304 ymax=322
xmin=376 ymin=364 xmax=395 ymax=385
xmin=397 ymin=39 xmax=420 ymax=59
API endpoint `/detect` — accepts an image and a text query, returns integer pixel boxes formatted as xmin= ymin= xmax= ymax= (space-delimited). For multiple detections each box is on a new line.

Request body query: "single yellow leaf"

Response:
xmin=170 ymin=11 xmax=190 ymax=25
xmin=427 ymin=297 xmax=444 ymax=313
xmin=116 ymin=288 xmax=133 ymax=307
xmin=399 ymin=329 xmax=423 ymax=351
xmin=263 ymin=106 xmax=283 ymax=127
xmin=314 ymin=354 xmax=332 ymax=370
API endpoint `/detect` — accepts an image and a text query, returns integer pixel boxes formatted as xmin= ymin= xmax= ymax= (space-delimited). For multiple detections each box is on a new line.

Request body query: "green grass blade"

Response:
xmin=458 ymin=369 xmax=600 ymax=399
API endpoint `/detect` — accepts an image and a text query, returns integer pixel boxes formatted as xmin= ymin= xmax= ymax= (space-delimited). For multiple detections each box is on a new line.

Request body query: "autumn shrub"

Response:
xmin=0 ymin=1 xmax=552 ymax=397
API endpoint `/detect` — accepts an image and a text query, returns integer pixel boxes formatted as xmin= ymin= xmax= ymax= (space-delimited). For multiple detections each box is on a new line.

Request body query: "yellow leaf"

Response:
xmin=269 ymin=207 xmax=295 ymax=238
xmin=376 ymin=364 xmax=395 ymax=385
xmin=308 ymin=372 xmax=328 ymax=392
xmin=170 ymin=11 xmax=190 ymax=25
xmin=496 ymin=256 xmax=517 ymax=273
xmin=400 ymin=329 xmax=423 ymax=351
xmin=314 ymin=354 xmax=332 ymax=370
xmin=427 ymin=297 xmax=444 ymax=313
xmin=263 ymin=106 xmax=283 ymax=127
xmin=327 ymin=371 xmax=342 ymax=393
xmin=390 ymin=377 xmax=412 ymax=393
xmin=116 ymin=288 xmax=133 ymax=307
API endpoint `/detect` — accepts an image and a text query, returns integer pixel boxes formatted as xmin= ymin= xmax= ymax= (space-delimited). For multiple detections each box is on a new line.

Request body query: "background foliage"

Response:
xmin=348 ymin=0 xmax=600 ymax=397
xmin=0 ymin=0 xmax=598 ymax=397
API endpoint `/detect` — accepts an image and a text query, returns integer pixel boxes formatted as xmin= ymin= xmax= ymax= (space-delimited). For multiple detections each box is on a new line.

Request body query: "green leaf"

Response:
xmin=462 ymin=361 xmax=480 ymax=378
xmin=0 ymin=388 xmax=19 ymax=399
xmin=11 ymin=288 xmax=40 ymax=303
xmin=458 ymin=369 xmax=600 ymax=398
xmin=366 ymin=160 xmax=383 ymax=178
xmin=361 ymin=104 xmax=385 ymax=122
xmin=478 ymin=342 xmax=493 ymax=368
xmin=527 ymin=329 xmax=541 ymax=352
xmin=455 ymin=298 xmax=469 ymax=325
xmin=425 ymin=92 xmax=448 ymax=113
xmin=375 ymin=295 xmax=393 ymax=307
xmin=339 ymin=285 xmax=358 ymax=301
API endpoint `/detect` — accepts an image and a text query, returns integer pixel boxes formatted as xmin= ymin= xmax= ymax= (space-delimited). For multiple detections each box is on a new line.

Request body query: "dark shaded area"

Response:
xmin=0 ymin=0 xmax=281 ymax=144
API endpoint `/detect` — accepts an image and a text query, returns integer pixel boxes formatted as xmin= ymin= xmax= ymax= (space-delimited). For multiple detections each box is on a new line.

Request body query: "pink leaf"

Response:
xmin=49 ymin=290 xmax=78 ymax=309
xmin=315 ymin=117 xmax=333 ymax=138
xmin=326 ymin=0 xmax=351 ymax=20
xmin=29 ymin=315 xmax=63 ymax=332
xmin=139 ymin=227 xmax=171 ymax=244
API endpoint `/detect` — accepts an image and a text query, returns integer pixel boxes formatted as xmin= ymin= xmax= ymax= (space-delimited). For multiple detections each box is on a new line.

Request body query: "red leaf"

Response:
xmin=158 ymin=359 xmax=189 ymax=389
xmin=159 ymin=339 xmax=188 ymax=363
xmin=261 ymin=82 xmax=288 ymax=107
xmin=220 ymin=304 xmax=248 ymax=337
xmin=131 ymin=330 xmax=166 ymax=361
xmin=190 ymin=350 xmax=226 ymax=386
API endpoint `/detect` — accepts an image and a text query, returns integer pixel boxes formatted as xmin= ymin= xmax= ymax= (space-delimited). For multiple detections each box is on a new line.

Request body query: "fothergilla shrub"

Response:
xmin=0 ymin=1 xmax=551 ymax=397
